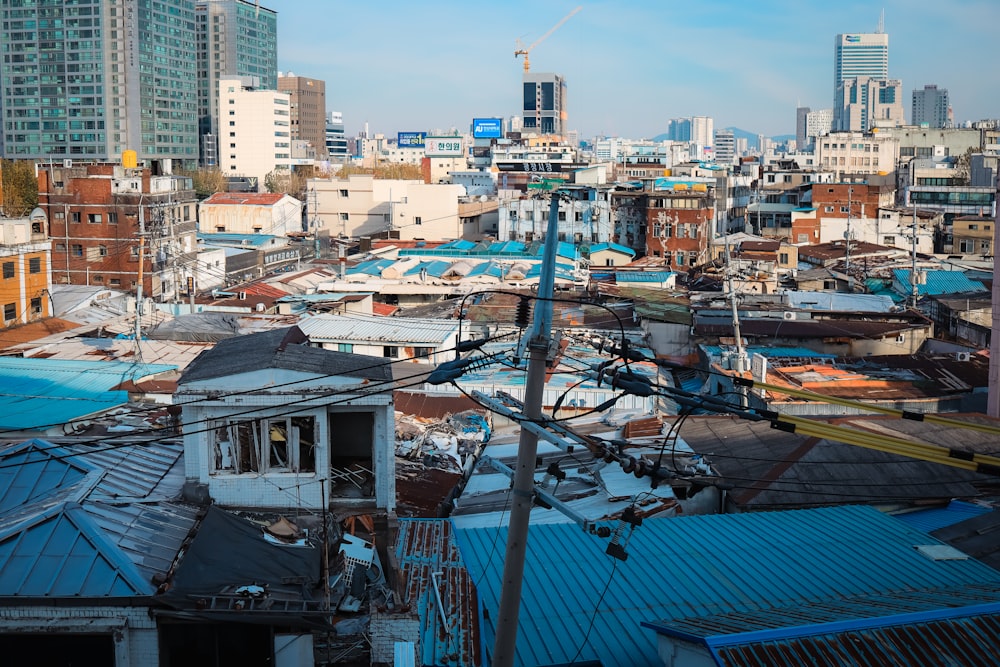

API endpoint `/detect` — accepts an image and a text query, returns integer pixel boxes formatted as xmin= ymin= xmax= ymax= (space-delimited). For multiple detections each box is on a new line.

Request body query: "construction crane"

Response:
xmin=514 ymin=6 xmax=582 ymax=73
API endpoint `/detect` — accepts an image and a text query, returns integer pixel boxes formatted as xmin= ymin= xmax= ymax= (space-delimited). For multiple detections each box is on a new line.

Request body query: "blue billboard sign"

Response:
xmin=472 ymin=118 xmax=503 ymax=139
xmin=397 ymin=131 xmax=426 ymax=148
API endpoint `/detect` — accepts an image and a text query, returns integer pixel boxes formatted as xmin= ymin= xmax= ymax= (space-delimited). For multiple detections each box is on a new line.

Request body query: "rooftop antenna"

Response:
xmin=877 ymin=9 xmax=884 ymax=33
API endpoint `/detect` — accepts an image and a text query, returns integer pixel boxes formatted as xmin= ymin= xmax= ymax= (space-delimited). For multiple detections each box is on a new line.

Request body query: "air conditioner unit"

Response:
xmin=955 ymin=351 xmax=971 ymax=362
xmin=238 ymin=291 xmax=247 ymax=300
xmin=63 ymin=159 xmax=73 ymax=168
xmin=782 ymin=311 xmax=797 ymax=320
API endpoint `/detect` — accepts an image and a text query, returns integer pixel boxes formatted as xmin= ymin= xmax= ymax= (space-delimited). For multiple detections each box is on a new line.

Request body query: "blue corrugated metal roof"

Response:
xmin=590 ymin=242 xmax=636 ymax=257
xmin=893 ymin=500 xmax=992 ymax=533
xmin=615 ymin=271 xmax=675 ymax=283
xmin=466 ymin=261 xmax=504 ymax=279
xmin=456 ymin=505 xmax=1000 ymax=667
xmin=0 ymin=358 xmax=176 ymax=430
xmin=486 ymin=240 xmax=526 ymax=254
xmin=346 ymin=258 xmax=394 ymax=275
xmin=404 ymin=260 xmax=452 ymax=278
xmin=197 ymin=232 xmax=280 ymax=247
xmin=892 ymin=269 xmax=987 ymax=296
xmin=438 ymin=239 xmax=478 ymax=251
xmin=0 ymin=439 xmax=197 ymax=598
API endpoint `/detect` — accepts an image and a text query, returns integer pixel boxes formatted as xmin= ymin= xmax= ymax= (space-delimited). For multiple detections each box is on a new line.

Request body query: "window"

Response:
xmin=883 ymin=236 xmax=895 ymax=246
xmin=71 ymin=211 xmax=81 ymax=223
xmin=339 ymin=213 xmax=349 ymax=221
xmin=98 ymin=245 xmax=108 ymax=257
xmin=88 ymin=213 xmax=102 ymax=223
xmin=2 ymin=262 xmax=13 ymax=279
xmin=210 ymin=417 xmax=316 ymax=474
xmin=413 ymin=346 xmax=435 ymax=360
xmin=28 ymin=257 xmax=41 ymax=273
xmin=3 ymin=303 xmax=15 ymax=321
xmin=71 ymin=244 xmax=83 ymax=257
xmin=110 ymin=279 xmax=121 ymax=287
xmin=840 ymin=206 xmax=849 ymax=213
xmin=339 ymin=189 xmax=349 ymax=197
xmin=30 ymin=298 xmax=41 ymax=315
xmin=336 ymin=343 xmax=353 ymax=353
xmin=414 ymin=217 xmax=422 ymax=226
xmin=779 ymin=252 xmax=789 ymax=264
xmin=383 ymin=345 xmax=399 ymax=358
xmin=108 ymin=212 xmax=118 ymax=224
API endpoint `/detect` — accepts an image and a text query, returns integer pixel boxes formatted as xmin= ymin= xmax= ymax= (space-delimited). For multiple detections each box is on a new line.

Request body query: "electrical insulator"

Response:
xmin=515 ymin=296 xmax=532 ymax=329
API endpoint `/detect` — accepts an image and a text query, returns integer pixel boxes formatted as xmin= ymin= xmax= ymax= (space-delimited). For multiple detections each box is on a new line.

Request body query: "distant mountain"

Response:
xmin=650 ymin=127 xmax=794 ymax=150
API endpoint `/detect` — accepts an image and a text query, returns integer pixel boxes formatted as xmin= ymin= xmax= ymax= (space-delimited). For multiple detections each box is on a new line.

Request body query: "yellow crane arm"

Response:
xmin=514 ymin=6 xmax=582 ymax=73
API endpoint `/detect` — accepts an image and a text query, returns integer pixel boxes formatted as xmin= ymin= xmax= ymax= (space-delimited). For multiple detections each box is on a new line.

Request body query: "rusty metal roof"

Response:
xmin=395 ymin=519 xmax=480 ymax=667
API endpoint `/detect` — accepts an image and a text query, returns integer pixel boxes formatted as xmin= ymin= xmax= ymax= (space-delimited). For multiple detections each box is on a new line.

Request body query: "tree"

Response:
xmin=1 ymin=159 xmax=38 ymax=217
xmin=334 ymin=163 xmax=423 ymax=180
xmin=176 ymin=167 xmax=227 ymax=199
xmin=263 ymin=167 xmax=312 ymax=200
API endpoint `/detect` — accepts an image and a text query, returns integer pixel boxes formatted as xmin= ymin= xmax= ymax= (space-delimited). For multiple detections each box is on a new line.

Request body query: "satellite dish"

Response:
xmin=479 ymin=195 xmax=488 ymax=202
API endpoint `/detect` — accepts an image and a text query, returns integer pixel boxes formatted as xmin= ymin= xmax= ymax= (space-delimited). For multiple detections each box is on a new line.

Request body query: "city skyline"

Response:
xmin=275 ymin=0 xmax=998 ymax=140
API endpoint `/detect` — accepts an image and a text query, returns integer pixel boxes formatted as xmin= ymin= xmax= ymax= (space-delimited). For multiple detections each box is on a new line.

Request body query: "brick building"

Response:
xmin=613 ymin=185 xmax=715 ymax=268
xmin=37 ymin=164 xmax=198 ymax=302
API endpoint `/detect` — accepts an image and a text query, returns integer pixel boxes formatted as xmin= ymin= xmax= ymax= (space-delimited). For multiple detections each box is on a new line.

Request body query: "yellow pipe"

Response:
xmin=753 ymin=380 xmax=1000 ymax=437
xmin=775 ymin=415 xmax=1000 ymax=472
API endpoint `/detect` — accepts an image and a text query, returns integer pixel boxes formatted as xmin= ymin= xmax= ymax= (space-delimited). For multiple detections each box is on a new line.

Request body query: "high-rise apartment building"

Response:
xmin=691 ymin=116 xmax=714 ymax=149
xmin=278 ymin=73 xmax=327 ymax=159
xmin=665 ymin=117 xmax=714 ymax=150
xmin=912 ymin=84 xmax=950 ymax=128
xmin=218 ymin=77 xmax=292 ymax=188
xmin=796 ymin=107 xmax=811 ymax=150
xmin=833 ymin=32 xmax=889 ymax=130
xmin=1 ymin=0 xmax=198 ymax=163
xmin=805 ymin=109 xmax=834 ymax=147
xmin=195 ymin=0 xmax=278 ymax=166
xmin=522 ymin=72 xmax=566 ymax=137
xmin=713 ymin=129 xmax=736 ymax=165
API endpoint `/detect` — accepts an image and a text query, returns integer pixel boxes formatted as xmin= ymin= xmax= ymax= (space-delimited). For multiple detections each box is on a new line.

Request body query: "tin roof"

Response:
xmin=396 ymin=519 xmax=480 ymax=667
xmin=457 ymin=505 xmax=1000 ymax=667
xmin=615 ymin=271 xmax=675 ymax=283
xmin=892 ymin=269 xmax=987 ymax=296
xmin=298 ymin=313 xmax=459 ymax=345
xmin=201 ymin=192 xmax=289 ymax=206
xmin=179 ymin=325 xmax=393 ymax=384
xmin=0 ymin=357 xmax=176 ymax=431
xmin=894 ymin=500 xmax=993 ymax=534
xmin=0 ymin=438 xmax=198 ymax=598
xmin=590 ymin=242 xmax=636 ymax=257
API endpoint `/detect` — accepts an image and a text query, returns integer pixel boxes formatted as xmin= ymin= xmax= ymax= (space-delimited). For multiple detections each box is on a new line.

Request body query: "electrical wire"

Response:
xmin=567 ymin=555 xmax=619 ymax=665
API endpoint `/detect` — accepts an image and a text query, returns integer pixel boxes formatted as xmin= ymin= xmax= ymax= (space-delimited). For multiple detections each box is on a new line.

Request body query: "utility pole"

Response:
xmin=724 ymin=231 xmax=748 ymax=406
xmin=911 ymin=203 xmax=919 ymax=310
xmin=491 ymin=192 xmax=560 ymax=667
xmin=845 ymin=185 xmax=853 ymax=272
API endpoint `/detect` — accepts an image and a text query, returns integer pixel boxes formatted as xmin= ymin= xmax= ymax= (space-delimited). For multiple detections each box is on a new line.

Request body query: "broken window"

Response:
xmin=211 ymin=416 xmax=316 ymax=474
xmin=328 ymin=411 xmax=374 ymax=498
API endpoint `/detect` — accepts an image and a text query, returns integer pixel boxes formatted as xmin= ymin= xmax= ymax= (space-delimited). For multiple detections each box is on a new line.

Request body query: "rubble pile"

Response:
xmin=395 ymin=410 xmax=490 ymax=472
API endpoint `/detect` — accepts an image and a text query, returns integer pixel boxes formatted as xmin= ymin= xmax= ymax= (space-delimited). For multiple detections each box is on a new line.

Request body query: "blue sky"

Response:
xmin=274 ymin=0 xmax=998 ymax=140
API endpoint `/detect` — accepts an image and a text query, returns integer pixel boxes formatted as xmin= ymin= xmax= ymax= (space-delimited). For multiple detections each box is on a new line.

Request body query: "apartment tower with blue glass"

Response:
xmin=195 ymin=0 xmax=277 ymax=166
xmin=0 ymin=0 xmax=198 ymax=164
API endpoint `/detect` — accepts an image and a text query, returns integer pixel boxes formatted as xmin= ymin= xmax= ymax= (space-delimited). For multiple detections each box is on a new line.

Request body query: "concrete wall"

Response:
xmin=0 ymin=606 xmax=157 ymax=667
